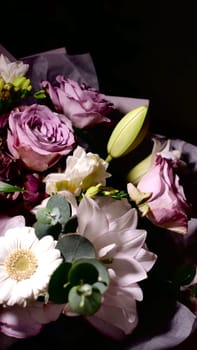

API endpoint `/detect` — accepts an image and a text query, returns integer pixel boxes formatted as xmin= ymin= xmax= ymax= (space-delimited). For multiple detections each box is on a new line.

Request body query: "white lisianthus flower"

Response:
xmin=44 ymin=146 xmax=111 ymax=196
xmin=63 ymin=195 xmax=157 ymax=339
xmin=0 ymin=54 xmax=29 ymax=83
xmin=0 ymin=226 xmax=62 ymax=307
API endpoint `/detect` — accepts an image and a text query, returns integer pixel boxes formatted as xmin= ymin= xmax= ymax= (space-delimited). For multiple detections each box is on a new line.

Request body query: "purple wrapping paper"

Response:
xmin=0 ymin=46 xmax=197 ymax=349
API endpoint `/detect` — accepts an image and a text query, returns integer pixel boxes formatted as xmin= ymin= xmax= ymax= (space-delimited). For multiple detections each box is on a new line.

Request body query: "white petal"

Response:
xmin=33 ymin=235 xmax=55 ymax=256
xmin=111 ymin=256 xmax=147 ymax=285
xmin=77 ymin=196 xmax=108 ymax=240
xmin=0 ymin=278 xmax=16 ymax=304
xmin=136 ymin=246 xmax=157 ymax=272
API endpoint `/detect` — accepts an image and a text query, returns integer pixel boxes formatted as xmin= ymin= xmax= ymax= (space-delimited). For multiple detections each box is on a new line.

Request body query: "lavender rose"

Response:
xmin=7 ymin=104 xmax=75 ymax=172
xmin=127 ymin=154 xmax=191 ymax=234
xmin=41 ymin=76 xmax=114 ymax=129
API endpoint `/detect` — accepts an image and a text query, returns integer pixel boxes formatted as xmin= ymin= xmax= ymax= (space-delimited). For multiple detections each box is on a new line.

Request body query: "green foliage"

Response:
xmin=48 ymin=262 xmax=72 ymax=303
xmin=69 ymin=285 xmax=101 ymax=315
xmin=48 ymin=257 xmax=109 ymax=315
xmin=0 ymin=181 xmax=25 ymax=193
xmin=34 ymin=193 xmax=110 ymax=316
xmin=34 ymin=194 xmax=72 ymax=239
xmin=56 ymin=234 xmax=96 ymax=263
xmin=33 ymin=221 xmax=62 ymax=240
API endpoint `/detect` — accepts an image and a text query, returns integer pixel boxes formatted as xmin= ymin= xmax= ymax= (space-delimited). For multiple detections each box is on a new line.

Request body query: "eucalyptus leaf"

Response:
xmin=48 ymin=262 xmax=72 ymax=303
xmin=33 ymin=221 xmax=62 ymax=240
xmin=0 ymin=181 xmax=25 ymax=193
xmin=68 ymin=285 xmax=101 ymax=315
xmin=88 ymin=259 xmax=109 ymax=293
xmin=56 ymin=234 xmax=96 ymax=263
xmin=46 ymin=194 xmax=71 ymax=225
xmin=63 ymin=215 xmax=78 ymax=233
xmin=35 ymin=208 xmax=53 ymax=225
xmin=68 ymin=261 xmax=99 ymax=285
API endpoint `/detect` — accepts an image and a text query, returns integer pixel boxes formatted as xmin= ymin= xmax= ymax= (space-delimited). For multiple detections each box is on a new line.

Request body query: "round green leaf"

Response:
xmin=63 ymin=215 xmax=78 ymax=233
xmin=48 ymin=262 xmax=72 ymax=303
xmin=68 ymin=261 xmax=99 ymax=285
xmin=33 ymin=221 xmax=62 ymax=240
xmin=47 ymin=194 xmax=71 ymax=225
xmin=35 ymin=207 xmax=53 ymax=224
xmin=88 ymin=259 xmax=109 ymax=293
xmin=56 ymin=234 xmax=96 ymax=263
xmin=68 ymin=286 xmax=101 ymax=315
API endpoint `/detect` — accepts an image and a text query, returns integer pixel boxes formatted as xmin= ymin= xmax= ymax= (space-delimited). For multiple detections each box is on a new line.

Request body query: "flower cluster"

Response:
xmin=0 ymin=53 xmax=196 ymax=342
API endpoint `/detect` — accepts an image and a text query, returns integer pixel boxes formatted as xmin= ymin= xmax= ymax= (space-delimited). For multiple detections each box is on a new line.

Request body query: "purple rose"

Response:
xmin=41 ymin=76 xmax=114 ymax=129
xmin=128 ymin=155 xmax=191 ymax=234
xmin=7 ymin=104 xmax=76 ymax=172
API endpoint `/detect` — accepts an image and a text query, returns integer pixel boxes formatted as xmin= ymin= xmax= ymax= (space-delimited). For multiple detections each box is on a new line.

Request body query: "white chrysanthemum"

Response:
xmin=0 ymin=54 xmax=29 ymax=83
xmin=74 ymin=196 xmax=157 ymax=338
xmin=44 ymin=146 xmax=111 ymax=196
xmin=0 ymin=226 xmax=62 ymax=307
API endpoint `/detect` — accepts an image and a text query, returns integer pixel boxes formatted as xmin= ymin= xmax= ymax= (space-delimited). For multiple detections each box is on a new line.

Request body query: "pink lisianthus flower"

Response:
xmin=7 ymin=104 xmax=76 ymax=172
xmin=60 ymin=195 xmax=156 ymax=339
xmin=127 ymin=154 xmax=191 ymax=234
xmin=41 ymin=76 xmax=114 ymax=129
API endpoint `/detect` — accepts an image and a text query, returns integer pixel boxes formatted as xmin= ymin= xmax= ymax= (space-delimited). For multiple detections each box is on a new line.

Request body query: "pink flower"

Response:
xmin=63 ymin=195 xmax=156 ymax=338
xmin=0 ymin=215 xmax=25 ymax=236
xmin=41 ymin=76 xmax=114 ymax=129
xmin=127 ymin=154 xmax=190 ymax=234
xmin=0 ymin=302 xmax=63 ymax=339
xmin=7 ymin=104 xmax=76 ymax=172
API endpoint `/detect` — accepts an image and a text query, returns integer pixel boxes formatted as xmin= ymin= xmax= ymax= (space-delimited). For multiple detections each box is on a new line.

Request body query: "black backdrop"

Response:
xmin=1 ymin=0 xmax=197 ymax=145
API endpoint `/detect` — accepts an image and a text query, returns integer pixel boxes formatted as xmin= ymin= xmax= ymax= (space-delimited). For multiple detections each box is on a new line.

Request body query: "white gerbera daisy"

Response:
xmin=0 ymin=226 xmax=62 ymax=307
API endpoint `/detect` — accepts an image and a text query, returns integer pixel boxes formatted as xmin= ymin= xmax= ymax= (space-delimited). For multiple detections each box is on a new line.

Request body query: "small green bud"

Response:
xmin=12 ymin=76 xmax=32 ymax=91
xmin=33 ymin=89 xmax=47 ymax=99
xmin=3 ymin=82 xmax=12 ymax=91
xmin=12 ymin=76 xmax=26 ymax=88
xmin=0 ymin=78 xmax=5 ymax=91
xmin=85 ymin=184 xmax=102 ymax=197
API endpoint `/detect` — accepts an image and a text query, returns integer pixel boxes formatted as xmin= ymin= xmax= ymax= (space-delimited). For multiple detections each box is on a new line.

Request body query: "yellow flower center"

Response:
xmin=5 ymin=249 xmax=38 ymax=281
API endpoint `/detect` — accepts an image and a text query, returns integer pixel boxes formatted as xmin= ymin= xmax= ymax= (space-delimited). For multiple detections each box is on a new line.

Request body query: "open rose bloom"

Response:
xmin=41 ymin=76 xmax=114 ymax=129
xmin=7 ymin=104 xmax=75 ymax=172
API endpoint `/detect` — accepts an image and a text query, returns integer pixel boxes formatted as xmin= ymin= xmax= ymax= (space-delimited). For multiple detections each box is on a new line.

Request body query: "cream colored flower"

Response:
xmin=44 ymin=146 xmax=111 ymax=196
xmin=0 ymin=226 xmax=62 ymax=307
xmin=0 ymin=54 xmax=29 ymax=83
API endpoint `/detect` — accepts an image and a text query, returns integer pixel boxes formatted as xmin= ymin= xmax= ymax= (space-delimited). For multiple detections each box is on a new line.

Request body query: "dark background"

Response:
xmin=1 ymin=2 xmax=197 ymax=349
xmin=1 ymin=1 xmax=197 ymax=146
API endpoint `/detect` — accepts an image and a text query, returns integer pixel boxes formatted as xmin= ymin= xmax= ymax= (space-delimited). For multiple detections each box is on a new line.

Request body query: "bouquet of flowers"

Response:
xmin=0 ymin=49 xmax=197 ymax=349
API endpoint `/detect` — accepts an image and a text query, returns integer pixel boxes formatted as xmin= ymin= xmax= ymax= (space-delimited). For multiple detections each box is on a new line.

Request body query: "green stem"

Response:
xmin=105 ymin=154 xmax=113 ymax=163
